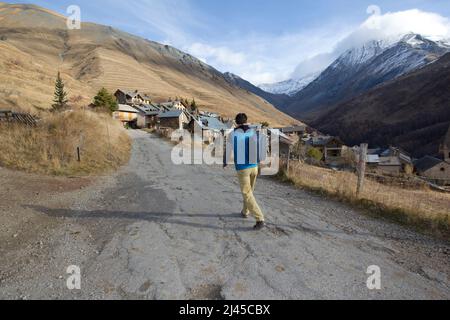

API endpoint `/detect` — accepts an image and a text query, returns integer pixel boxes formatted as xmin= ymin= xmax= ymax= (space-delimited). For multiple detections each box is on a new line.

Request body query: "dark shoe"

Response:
xmin=254 ymin=221 xmax=265 ymax=230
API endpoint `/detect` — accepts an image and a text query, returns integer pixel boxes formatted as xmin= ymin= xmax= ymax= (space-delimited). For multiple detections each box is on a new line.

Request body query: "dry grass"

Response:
xmin=280 ymin=161 xmax=450 ymax=237
xmin=0 ymin=110 xmax=131 ymax=176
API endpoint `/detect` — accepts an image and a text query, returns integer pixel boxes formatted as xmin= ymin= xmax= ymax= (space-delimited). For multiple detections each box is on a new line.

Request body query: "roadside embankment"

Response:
xmin=278 ymin=161 xmax=450 ymax=239
xmin=0 ymin=110 xmax=131 ymax=176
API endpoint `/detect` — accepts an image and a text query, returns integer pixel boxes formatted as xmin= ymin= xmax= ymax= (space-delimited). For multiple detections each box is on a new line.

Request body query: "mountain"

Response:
xmin=259 ymin=73 xmax=319 ymax=96
xmin=311 ymin=52 xmax=450 ymax=158
xmin=282 ymin=34 xmax=450 ymax=121
xmin=222 ymin=72 xmax=290 ymax=109
xmin=0 ymin=2 xmax=296 ymax=126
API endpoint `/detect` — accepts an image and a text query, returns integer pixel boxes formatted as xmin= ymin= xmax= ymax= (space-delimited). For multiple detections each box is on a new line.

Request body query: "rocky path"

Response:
xmin=0 ymin=130 xmax=449 ymax=299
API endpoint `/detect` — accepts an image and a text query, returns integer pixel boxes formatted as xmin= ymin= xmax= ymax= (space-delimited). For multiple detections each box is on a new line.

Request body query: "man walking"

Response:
xmin=224 ymin=113 xmax=265 ymax=230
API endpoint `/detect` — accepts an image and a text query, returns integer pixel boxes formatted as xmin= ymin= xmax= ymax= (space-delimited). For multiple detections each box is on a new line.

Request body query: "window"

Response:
xmin=441 ymin=167 xmax=445 ymax=172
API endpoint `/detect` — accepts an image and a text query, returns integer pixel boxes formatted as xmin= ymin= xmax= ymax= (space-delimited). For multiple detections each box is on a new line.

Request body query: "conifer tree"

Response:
xmin=52 ymin=71 xmax=68 ymax=111
xmin=190 ymin=98 xmax=198 ymax=111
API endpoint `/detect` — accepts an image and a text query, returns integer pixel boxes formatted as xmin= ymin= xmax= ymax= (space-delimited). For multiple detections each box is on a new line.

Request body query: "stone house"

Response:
xmin=158 ymin=110 xmax=190 ymax=130
xmin=114 ymin=89 xmax=146 ymax=105
xmin=159 ymin=101 xmax=188 ymax=112
xmin=113 ymin=104 xmax=139 ymax=128
xmin=414 ymin=156 xmax=450 ymax=185
xmin=379 ymin=147 xmax=413 ymax=174
xmin=307 ymin=136 xmax=345 ymax=164
xmin=133 ymin=104 xmax=161 ymax=129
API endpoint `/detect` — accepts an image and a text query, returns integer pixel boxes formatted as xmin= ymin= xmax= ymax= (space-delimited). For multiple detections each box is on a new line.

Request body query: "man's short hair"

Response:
xmin=235 ymin=113 xmax=248 ymax=125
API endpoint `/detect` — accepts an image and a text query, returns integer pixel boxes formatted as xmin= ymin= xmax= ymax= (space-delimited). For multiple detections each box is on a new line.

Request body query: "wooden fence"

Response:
xmin=0 ymin=110 xmax=37 ymax=126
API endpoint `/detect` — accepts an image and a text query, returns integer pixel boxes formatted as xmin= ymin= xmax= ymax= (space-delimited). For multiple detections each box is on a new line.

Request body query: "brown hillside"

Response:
xmin=0 ymin=2 xmax=297 ymax=126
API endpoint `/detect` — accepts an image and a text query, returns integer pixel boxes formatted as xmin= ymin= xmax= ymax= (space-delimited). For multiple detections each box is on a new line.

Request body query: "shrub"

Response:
xmin=92 ymin=88 xmax=118 ymax=113
xmin=307 ymin=147 xmax=323 ymax=161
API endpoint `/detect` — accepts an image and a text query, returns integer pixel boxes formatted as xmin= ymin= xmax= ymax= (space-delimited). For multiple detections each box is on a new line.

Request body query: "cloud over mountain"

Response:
xmin=292 ymin=8 xmax=450 ymax=80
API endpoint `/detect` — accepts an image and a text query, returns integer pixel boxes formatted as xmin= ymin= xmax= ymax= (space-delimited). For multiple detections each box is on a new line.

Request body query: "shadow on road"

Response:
xmin=23 ymin=205 xmax=356 ymax=239
xmin=24 ymin=205 xmax=426 ymax=243
xmin=25 ymin=205 xmax=255 ymax=232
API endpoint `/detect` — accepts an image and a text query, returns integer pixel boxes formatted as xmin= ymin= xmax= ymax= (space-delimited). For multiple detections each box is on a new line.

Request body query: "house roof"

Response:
xmin=367 ymin=155 xmax=380 ymax=163
xmin=116 ymin=89 xmax=142 ymax=99
xmin=279 ymin=125 xmax=307 ymax=134
xmin=161 ymin=101 xmax=181 ymax=106
xmin=380 ymin=147 xmax=412 ymax=164
xmin=224 ymin=121 xmax=235 ymax=129
xmin=158 ymin=110 xmax=184 ymax=118
xmin=381 ymin=146 xmax=411 ymax=157
xmin=134 ymin=103 xmax=161 ymax=113
xmin=367 ymin=148 xmax=382 ymax=155
xmin=132 ymin=106 xmax=160 ymax=116
xmin=414 ymin=156 xmax=445 ymax=172
xmin=279 ymin=132 xmax=295 ymax=145
xmin=309 ymin=136 xmax=343 ymax=147
xmin=158 ymin=103 xmax=174 ymax=111
xmin=199 ymin=116 xmax=228 ymax=131
xmin=117 ymin=104 xmax=138 ymax=113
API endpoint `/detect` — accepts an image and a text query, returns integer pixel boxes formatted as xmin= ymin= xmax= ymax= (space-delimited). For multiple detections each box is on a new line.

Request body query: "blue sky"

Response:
xmin=10 ymin=0 xmax=450 ymax=84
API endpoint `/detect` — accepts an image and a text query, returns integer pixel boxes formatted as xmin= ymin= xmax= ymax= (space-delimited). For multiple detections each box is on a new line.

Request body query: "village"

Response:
xmin=1 ymin=87 xmax=449 ymax=191
xmin=106 ymin=89 xmax=450 ymax=190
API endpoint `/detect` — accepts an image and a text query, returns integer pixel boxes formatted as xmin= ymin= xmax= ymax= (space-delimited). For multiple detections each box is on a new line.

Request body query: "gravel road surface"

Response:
xmin=0 ymin=130 xmax=449 ymax=300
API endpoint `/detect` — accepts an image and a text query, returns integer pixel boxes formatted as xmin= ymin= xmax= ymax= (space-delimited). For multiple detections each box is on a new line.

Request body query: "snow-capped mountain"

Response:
xmin=331 ymin=39 xmax=388 ymax=68
xmin=223 ymin=72 xmax=290 ymax=108
xmin=312 ymin=50 xmax=450 ymax=158
xmin=259 ymin=73 xmax=319 ymax=96
xmin=282 ymin=33 xmax=450 ymax=121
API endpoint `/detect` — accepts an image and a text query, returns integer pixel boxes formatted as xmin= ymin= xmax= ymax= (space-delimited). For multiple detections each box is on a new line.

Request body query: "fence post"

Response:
xmin=77 ymin=147 xmax=81 ymax=162
xmin=356 ymin=143 xmax=368 ymax=197
xmin=222 ymin=129 xmax=227 ymax=167
xmin=287 ymin=148 xmax=291 ymax=174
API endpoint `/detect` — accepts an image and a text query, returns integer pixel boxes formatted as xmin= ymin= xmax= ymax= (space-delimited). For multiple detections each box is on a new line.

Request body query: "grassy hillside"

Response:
xmin=0 ymin=2 xmax=297 ymax=126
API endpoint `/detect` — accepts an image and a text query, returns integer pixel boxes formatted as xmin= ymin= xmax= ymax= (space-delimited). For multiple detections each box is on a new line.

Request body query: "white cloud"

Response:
xmin=93 ymin=2 xmax=450 ymax=86
xmin=183 ymin=26 xmax=350 ymax=85
xmin=187 ymin=43 xmax=246 ymax=66
xmin=292 ymin=9 xmax=450 ymax=80
xmin=102 ymin=0 xmax=205 ymax=44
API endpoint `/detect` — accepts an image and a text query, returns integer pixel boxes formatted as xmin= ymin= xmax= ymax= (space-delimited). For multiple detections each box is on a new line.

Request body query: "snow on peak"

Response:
xmin=259 ymin=73 xmax=319 ymax=96
xmin=401 ymin=33 xmax=425 ymax=46
xmin=335 ymin=39 xmax=389 ymax=67
xmin=260 ymin=33 xmax=449 ymax=97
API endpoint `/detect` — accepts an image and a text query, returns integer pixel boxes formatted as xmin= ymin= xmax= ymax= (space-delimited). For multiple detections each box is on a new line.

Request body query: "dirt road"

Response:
xmin=0 ymin=130 xmax=449 ymax=300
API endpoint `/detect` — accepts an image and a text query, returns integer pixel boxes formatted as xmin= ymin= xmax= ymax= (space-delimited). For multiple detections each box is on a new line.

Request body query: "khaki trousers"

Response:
xmin=237 ymin=167 xmax=265 ymax=222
